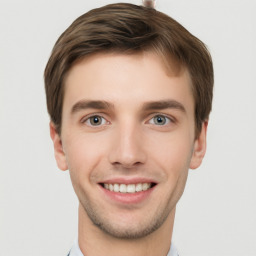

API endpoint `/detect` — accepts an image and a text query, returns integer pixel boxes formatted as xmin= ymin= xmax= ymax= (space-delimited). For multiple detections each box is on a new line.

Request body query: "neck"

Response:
xmin=78 ymin=204 xmax=175 ymax=256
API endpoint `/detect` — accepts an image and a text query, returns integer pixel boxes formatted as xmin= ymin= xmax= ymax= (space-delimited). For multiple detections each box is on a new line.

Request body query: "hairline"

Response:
xmin=45 ymin=3 xmax=213 ymax=139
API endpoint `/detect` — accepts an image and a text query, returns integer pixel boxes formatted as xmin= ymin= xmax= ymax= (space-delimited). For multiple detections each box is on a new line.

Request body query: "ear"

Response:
xmin=49 ymin=122 xmax=68 ymax=171
xmin=189 ymin=121 xmax=208 ymax=170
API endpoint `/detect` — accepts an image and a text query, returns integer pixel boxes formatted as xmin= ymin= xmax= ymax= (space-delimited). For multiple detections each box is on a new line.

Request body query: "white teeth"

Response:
xmin=103 ymin=183 xmax=152 ymax=193
xmin=136 ymin=183 xmax=142 ymax=192
xmin=113 ymin=184 xmax=119 ymax=192
xmin=142 ymin=183 xmax=150 ymax=191
xmin=119 ymin=184 xmax=127 ymax=193
xmin=127 ymin=184 xmax=136 ymax=193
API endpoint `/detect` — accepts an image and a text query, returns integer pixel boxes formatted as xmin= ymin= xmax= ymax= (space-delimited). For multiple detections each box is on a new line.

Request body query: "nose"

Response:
xmin=108 ymin=123 xmax=147 ymax=169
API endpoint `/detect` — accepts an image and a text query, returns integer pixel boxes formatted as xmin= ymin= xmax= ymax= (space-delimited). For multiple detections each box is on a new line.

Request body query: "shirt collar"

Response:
xmin=68 ymin=238 xmax=179 ymax=256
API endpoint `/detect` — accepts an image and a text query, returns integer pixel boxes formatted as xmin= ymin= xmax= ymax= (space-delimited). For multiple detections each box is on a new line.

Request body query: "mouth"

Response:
xmin=99 ymin=182 xmax=156 ymax=194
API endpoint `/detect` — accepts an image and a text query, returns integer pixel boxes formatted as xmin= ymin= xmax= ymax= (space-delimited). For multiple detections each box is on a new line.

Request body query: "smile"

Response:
xmin=102 ymin=183 xmax=154 ymax=193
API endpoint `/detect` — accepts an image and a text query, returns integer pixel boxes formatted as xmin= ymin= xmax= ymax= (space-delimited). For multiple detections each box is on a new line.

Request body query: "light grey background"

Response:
xmin=0 ymin=0 xmax=255 ymax=255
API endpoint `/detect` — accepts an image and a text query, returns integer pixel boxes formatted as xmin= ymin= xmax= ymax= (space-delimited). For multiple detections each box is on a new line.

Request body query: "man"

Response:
xmin=44 ymin=2 xmax=213 ymax=256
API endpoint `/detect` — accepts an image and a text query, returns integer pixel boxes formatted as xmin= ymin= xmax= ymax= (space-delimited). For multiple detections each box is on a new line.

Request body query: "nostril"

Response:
xmin=112 ymin=161 xmax=143 ymax=169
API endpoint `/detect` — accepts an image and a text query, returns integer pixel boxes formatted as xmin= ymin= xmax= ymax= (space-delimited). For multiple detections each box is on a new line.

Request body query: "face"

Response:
xmin=51 ymin=52 xmax=207 ymax=239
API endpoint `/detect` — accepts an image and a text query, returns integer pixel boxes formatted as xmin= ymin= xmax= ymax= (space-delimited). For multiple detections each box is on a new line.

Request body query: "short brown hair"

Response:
xmin=44 ymin=3 xmax=213 ymax=137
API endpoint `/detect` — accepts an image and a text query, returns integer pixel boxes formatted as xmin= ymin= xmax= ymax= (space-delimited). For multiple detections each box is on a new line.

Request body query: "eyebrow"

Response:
xmin=71 ymin=100 xmax=114 ymax=114
xmin=71 ymin=99 xmax=186 ymax=114
xmin=142 ymin=100 xmax=186 ymax=113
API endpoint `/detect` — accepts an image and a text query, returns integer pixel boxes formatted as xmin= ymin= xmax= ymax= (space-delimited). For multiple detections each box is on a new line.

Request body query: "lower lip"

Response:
xmin=99 ymin=185 xmax=156 ymax=205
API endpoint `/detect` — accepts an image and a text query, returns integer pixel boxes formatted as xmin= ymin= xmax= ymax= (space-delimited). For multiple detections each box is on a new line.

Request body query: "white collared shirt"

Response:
xmin=68 ymin=238 xmax=179 ymax=256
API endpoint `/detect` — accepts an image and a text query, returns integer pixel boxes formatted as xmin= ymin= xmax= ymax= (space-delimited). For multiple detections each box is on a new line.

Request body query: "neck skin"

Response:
xmin=78 ymin=204 xmax=175 ymax=256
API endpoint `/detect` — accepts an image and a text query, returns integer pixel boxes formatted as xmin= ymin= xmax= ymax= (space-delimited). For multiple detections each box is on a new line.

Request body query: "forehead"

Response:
xmin=63 ymin=52 xmax=194 ymax=112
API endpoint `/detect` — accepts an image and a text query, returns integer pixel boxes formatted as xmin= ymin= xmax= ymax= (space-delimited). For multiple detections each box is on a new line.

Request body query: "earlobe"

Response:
xmin=49 ymin=122 xmax=68 ymax=171
xmin=189 ymin=121 xmax=208 ymax=170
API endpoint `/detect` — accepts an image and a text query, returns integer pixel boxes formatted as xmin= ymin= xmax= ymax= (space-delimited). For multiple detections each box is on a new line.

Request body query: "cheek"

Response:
xmin=148 ymin=131 xmax=194 ymax=176
xmin=63 ymin=133 xmax=107 ymax=179
xmin=64 ymin=136 xmax=107 ymax=200
xmin=149 ymin=133 xmax=192 ymax=205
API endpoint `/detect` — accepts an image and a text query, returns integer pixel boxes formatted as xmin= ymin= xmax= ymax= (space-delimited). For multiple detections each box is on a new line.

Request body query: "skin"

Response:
xmin=50 ymin=52 xmax=207 ymax=256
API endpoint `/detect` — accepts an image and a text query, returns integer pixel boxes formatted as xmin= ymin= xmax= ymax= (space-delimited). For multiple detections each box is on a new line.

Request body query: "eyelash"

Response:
xmin=80 ymin=113 xmax=175 ymax=127
xmin=148 ymin=114 xmax=174 ymax=126
xmin=81 ymin=114 xmax=109 ymax=127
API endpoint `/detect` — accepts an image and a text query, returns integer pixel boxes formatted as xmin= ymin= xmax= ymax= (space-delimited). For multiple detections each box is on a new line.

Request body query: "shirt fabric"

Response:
xmin=68 ymin=238 xmax=179 ymax=256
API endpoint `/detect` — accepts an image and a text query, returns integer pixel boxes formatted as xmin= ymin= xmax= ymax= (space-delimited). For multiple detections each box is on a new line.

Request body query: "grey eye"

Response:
xmin=153 ymin=115 xmax=166 ymax=125
xmin=85 ymin=115 xmax=107 ymax=126
xmin=90 ymin=116 xmax=102 ymax=125
xmin=149 ymin=115 xmax=171 ymax=126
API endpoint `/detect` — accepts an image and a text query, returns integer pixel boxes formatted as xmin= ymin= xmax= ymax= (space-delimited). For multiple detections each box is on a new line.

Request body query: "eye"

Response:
xmin=149 ymin=115 xmax=172 ymax=126
xmin=83 ymin=115 xmax=108 ymax=126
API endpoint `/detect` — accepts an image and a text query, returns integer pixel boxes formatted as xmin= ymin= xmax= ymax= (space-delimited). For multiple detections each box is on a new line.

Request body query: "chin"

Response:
xmin=81 ymin=200 xmax=172 ymax=239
